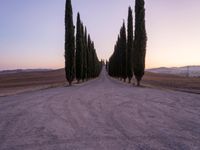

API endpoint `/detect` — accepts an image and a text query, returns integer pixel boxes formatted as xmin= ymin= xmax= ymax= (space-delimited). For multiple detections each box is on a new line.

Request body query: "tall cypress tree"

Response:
xmin=109 ymin=34 xmax=122 ymax=78
xmin=91 ymin=42 xmax=95 ymax=78
xmin=87 ymin=35 xmax=91 ymax=79
xmin=127 ymin=7 xmax=134 ymax=83
xmin=65 ymin=0 xmax=75 ymax=86
xmin=133 ymin=0 xmax=147 ymax=86
xmin=83 ymin=27 xmax=88 ymax=80
xmin=120 ymin=21 xmax=127 ymax=82
xmin=116 ymin=35 xmax=121 ymax=78
xmin=75 ymin=12 xmax=83 ymax=83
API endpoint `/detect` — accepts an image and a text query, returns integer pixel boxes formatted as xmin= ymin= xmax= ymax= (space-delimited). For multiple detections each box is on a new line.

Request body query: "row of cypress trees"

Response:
xmin=108 ymin=22 xmax=127 ymax=81
xmin=76 ymin=13 xmax=102 ymax=83
xmin=108 ymin=0 xmax=147 ymax=86
xmin=65 ymin=0 xmax=102 ymax=86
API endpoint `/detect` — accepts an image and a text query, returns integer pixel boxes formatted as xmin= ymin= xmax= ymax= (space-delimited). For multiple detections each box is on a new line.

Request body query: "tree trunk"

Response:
xmin=137 ymin=80 xmax=140 ymax=86
xmin=69 ymin=81 xmax=72 ymax=86
xmin=128 ymin=78 xmax=131 ymax=83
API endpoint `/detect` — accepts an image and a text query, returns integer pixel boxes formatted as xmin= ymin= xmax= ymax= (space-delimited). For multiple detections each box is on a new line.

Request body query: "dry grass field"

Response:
xmin=0 ymin=69 xmax=66 ymax=96
xmin=142 ymin=72 xmax=200 ymax=94
xmin=0 ymin=69 xmax=199 ymax=96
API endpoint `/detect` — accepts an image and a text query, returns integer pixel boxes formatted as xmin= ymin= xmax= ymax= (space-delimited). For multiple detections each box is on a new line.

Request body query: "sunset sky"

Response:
xmin=0 ymin=0 xmax=200 ymax=70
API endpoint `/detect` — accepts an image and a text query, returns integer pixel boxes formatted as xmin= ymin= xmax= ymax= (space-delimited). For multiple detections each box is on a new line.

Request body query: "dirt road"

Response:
xmin=0 ymin=68 xmax=200 ymax=150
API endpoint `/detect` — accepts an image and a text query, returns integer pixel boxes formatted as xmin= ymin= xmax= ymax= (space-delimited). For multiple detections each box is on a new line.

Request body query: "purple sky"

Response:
xmin=0 ymin=0 xmax=200 ymax=70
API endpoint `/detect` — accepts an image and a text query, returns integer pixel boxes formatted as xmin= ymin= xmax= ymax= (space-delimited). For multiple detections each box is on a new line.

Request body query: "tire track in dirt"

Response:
xmin=0 ymin=92 xmax=65 ymax=149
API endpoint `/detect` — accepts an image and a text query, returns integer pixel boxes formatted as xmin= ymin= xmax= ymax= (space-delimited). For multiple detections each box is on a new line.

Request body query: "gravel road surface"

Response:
xmin=0 ymin=68 xmax=200 ymax=150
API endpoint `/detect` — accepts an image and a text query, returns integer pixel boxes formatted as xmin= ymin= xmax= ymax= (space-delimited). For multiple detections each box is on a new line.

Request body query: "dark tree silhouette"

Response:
xmin=87 ymin=35 xmax=92 ymax=79
xmin=109 ymin=38 xmax=118 ymax=77
xmin=133 ymin=0 xmax=147 ymax=86
xmin=81 ymin=26 xmax=87 ymax=81
xmin=91 ymin=42 xmax=95 ymax=78
xmin=120 ymin=21 xmax=127 ymax=82
xmin=105 ymin=60 xmax=108 ymax=71
xmin=108 ymin=24 xmax=126 ymax=80
xmin=75 ymin=12 xmax=83 ymax=83
xmin=65 ymin=0 xmax=75 ymax=86
xmin=127 ymin=7 xmax=134 ymax=83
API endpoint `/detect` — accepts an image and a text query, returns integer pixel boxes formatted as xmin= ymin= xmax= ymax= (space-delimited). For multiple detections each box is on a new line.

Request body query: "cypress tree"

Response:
xmin=65 ymin=0 xmax=75 ymax=86
xmin=87 ymin=35 xmax=91 ymax=78
xmin=106 ymin=60 xmax=108 ymax=71
xmin=75 ymin=12 xmax=83 ymax=83
xmin=109 ymin=34 xmax=122 ymax=78
xmin=91 ymin=42 xmax=95 ymax=78
xmin=81 ymin=25 xmax=87 ymax=81
xmin=127 ymin=7 xmax=134 ymax=83
xmin=116 ymin=35 xmax=121 ymax=79
xmin=116 ymin=35 xmax=121 ymax=78
xmin=133 ymin=0 xmax=147 ymax=86
xmin=120 ymin=22 xmax=127 ymax=82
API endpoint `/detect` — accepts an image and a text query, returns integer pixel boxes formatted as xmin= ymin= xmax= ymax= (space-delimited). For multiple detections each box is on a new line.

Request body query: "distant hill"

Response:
xmin=147 ymin=66 xmax=200 ymax=77
xmin=0 ymin=69 xmax=53 ymax=75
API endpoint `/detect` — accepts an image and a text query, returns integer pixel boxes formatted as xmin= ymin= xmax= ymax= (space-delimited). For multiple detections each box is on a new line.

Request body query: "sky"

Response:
xmin=0 ymin=0 xmax=200 ymax=70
